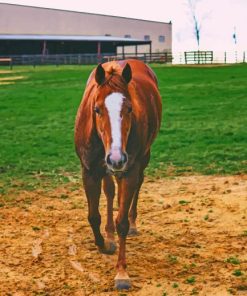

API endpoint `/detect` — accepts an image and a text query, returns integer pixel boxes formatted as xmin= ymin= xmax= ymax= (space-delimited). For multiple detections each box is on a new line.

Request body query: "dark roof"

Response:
xmin=0 ymin=34 xmax=151 ymax=46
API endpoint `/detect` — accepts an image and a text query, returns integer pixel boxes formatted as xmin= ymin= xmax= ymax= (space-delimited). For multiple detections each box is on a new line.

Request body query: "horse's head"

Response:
xmin=93 ymin=63 xmax=132 ymax=174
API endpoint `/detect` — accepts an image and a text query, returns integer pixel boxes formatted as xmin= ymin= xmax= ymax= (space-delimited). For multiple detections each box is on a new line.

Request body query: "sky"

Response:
xmin=1 ymin=0 xmax=247 ymax=52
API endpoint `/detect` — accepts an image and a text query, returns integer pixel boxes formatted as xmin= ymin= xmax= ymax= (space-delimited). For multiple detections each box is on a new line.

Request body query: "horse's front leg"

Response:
xmin=83 ymin=169 xmax=115 ymax=254
xmin=114 ymin=165 xmax=140 ymax=290
xmin=103 ymin=175 xmax=117 ymax=253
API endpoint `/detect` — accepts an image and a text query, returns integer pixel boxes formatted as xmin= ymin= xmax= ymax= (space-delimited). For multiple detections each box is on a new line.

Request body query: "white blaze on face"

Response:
xmin=105 ymin=92 xmax=124 ymax=162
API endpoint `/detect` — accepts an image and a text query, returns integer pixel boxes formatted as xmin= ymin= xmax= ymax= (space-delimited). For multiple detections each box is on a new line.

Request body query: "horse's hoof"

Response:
xmin=128 ymin=227 xmax=138 ymax=236
xmin=99 ymin=240 xmax=116 ymax=255
xmin=105 ymin=240 xmax=117 ymax=254
xmin=114 ymin=276 xmax=131 ymax=290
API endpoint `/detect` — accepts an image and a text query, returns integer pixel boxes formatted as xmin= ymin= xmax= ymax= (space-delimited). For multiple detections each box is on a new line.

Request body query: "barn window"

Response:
xmin=144 ymin=35 xmax=150 ymax=41
xmin=159 ymin=35 xmax=165 ymax=42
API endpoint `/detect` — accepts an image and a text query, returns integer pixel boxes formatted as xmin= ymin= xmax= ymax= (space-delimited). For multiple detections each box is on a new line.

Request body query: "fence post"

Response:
xmin=224 ymin=52 xmax=227 ymax=64
xmin=184 ymin=52 xmax=187 ymax=64
xmin=243 ymin=51 xmax=246 ymax=63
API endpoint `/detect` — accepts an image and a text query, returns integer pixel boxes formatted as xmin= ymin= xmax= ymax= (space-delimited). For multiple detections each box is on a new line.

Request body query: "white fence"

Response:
xmin=0 ymin=51 xmax=246 ymax=67
xmin=173 ymin=50 xmax=246 ymax=64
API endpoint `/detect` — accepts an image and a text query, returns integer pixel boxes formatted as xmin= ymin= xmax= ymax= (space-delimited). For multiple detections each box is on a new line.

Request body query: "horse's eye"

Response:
xmin=128 ymin=106 xmax=132 ymax=113
xmin=94 ymin=106 xmax=100 ymax=114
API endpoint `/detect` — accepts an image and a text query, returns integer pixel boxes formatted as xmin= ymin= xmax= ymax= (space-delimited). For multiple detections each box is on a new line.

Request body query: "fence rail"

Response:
xmin=184 ymin=51 xmax=213 ymax=64
xmin=0 ymin=57 xmax=13 ymax=69
xmin=0 ymin=52 xmax=173 ymax=67
xmin=0 ymin=51 xmax=246 ymax=67
xmin=111 ymin=52 xmax=173 ymax=63
xmin=0 ymin=53 xmax=101 ymax=66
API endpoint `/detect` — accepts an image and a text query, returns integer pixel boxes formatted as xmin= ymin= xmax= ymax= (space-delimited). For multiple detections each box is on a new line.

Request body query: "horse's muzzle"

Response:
xmin=106 ymin=149 xmax=128 ymax=172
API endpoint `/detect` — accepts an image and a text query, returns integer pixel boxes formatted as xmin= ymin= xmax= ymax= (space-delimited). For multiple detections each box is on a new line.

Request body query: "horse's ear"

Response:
xmin=122 ymin=63 xmax=132 ymax=84
xmin=95 ymin=64 xmax=105 ymax=85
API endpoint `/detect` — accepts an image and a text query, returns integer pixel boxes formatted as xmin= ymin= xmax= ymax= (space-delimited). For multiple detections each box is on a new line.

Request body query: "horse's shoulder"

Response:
xmin=126 ymin=62 xmax=161 ymax=153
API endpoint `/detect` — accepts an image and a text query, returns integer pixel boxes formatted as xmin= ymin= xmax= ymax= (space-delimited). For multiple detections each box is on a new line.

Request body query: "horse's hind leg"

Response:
xmin=103 ymin=175 xmax=117 ymax=253
xmin=128 ymin=172 xmax=144 ymax=236
xmin=128 ymin=151 xmax=150 ymax=236
xmin=83 ymin=170 xmax=115 ymax=255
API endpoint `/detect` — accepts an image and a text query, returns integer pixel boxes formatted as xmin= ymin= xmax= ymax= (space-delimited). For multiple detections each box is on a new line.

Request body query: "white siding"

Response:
xmin=0 ymin=3 xmax=172 ymax=53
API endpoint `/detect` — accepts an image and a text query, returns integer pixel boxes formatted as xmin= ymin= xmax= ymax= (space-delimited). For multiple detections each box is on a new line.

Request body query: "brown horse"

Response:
xmin=74 ymin=59 xmax=162 ymax=289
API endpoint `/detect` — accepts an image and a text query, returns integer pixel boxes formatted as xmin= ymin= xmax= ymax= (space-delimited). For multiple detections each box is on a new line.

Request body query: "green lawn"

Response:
xmin=0 ymin=64 xmax=246 ymax=191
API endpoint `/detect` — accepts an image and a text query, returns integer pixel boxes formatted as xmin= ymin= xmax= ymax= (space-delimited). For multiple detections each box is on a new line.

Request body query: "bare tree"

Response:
xmin=187 ymin=0 xmax=201 ymax=49
xmin=233 ymin=26 xmax=237 ymax=45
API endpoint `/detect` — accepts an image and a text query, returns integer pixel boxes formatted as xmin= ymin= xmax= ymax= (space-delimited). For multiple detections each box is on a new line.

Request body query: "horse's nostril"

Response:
xmin=106 ymin=154 xmax=112 ymax=165
xmin=122 ymin=152 xmax=128 ymax=164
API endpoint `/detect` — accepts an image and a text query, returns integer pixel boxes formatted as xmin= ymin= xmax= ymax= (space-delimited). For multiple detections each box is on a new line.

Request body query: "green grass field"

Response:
xmin=0 ymin=64 xmax=246 ymax=192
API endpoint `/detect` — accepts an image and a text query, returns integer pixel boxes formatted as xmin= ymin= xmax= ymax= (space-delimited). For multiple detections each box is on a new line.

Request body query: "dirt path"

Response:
xmin=0 ymin=175 xmax=247 ymax=296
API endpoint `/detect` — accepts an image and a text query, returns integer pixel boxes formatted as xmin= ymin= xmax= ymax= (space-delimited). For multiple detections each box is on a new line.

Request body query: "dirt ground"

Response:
xmin=0 ymin=175 xmax=247 ymax=296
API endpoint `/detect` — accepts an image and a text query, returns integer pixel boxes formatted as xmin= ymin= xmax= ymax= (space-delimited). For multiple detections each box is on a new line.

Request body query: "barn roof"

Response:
xmin=0 ymin=34 xmax=151 ymax=46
